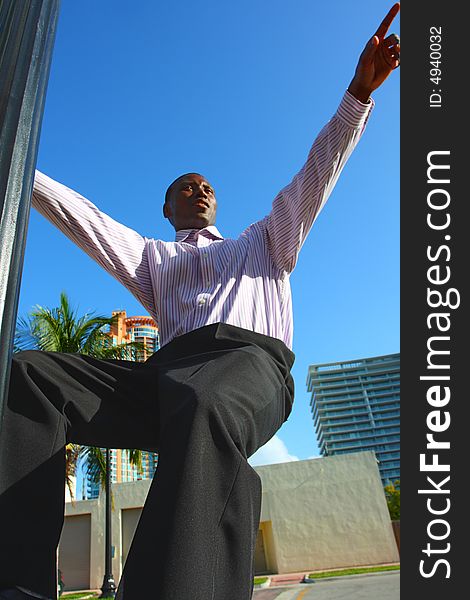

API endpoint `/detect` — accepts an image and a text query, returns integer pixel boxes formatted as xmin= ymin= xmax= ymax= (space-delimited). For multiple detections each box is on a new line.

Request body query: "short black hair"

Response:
xmin=164 ymin=173 xmax=204 ymax=205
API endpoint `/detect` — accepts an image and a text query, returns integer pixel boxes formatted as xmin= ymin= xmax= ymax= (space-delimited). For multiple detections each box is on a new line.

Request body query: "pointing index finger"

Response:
xmin=375 ymin=3 xmax=400 ymax=40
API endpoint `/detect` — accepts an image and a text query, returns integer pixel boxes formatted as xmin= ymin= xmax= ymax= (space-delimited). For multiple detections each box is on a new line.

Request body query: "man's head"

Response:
xmin=163 ymin=173 xmax=217 ymax=232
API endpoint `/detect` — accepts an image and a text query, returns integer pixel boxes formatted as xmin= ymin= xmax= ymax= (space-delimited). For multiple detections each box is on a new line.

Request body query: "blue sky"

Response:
xmin=20 ymin=0 xmax=399 ymax=480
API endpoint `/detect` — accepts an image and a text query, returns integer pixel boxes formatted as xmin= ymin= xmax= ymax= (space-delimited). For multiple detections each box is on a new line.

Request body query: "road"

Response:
xmin=253 ymin=571 xmax=399 ymax=600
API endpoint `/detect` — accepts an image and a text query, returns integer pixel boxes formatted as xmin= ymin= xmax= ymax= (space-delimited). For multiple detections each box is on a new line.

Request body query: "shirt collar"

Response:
xmin=175 ymin=225 xmax=224 ymax=243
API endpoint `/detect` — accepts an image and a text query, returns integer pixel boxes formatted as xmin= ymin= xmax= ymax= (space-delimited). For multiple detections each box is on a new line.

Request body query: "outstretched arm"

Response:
xmin=33 ymin=171 xmax=156 ymax=316
xmin=265 ymin=4 xmax=400 ymax=273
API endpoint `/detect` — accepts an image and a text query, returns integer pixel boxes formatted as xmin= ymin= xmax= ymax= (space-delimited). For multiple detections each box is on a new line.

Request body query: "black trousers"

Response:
xmin=0 ymin=323 xmax=295 ymax=600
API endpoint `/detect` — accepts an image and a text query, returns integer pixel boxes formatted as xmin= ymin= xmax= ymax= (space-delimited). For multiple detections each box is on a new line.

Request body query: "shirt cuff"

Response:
xmin=336 ymin=90 xmax=374 ymax=129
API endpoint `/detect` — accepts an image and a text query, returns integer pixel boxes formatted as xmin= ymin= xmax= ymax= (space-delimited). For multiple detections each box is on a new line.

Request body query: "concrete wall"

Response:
xmin=59 ymin=451 xmax=398 ymax=590
xmin=257 ymin=451 xmax=399 ymax=573
xmin=61 ymin=479 xmax=152 ymax=591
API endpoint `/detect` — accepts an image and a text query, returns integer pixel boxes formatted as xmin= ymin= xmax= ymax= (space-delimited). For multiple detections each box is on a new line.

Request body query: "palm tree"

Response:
xmin=15 ymin=291 xmax=147 ymax=499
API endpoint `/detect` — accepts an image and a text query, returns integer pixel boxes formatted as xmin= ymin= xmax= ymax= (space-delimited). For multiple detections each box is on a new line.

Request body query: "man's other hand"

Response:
xmin=348 ymin=3 xmax=400 ymax=103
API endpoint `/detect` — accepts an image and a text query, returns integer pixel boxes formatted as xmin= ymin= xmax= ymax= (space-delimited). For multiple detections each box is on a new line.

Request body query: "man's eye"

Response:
xmin=205 ymin=188 xmax=214 ymax=194
xmin=182 ymin=185 xmax=192 ymax=191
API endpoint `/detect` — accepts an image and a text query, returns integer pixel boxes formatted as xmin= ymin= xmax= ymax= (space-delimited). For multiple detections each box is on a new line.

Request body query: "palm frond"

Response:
xmin=80 ymin=445 xmax=107 ymax=489
xmin=14 ymin=315 xmax=39 ymax=352
xmin=81 ymin=446 xmax=117 ymax=509
xmin=99 ymin=340 xmax=148 ymax=360
xmin=126 ymin=448 xmax=143 ymax=474
xmin=65 ymin=443 xmax=82 ymax=503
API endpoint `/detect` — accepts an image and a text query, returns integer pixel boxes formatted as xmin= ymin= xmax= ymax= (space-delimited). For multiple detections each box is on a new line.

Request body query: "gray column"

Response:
xmin=0 ymin=0 xmax=61 ymax=427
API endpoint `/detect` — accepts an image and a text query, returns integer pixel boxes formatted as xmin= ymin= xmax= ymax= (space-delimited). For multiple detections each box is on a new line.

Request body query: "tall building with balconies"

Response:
xmin=109 ymin=310 xmax=159 ymax=360
xmin=86 ymin=310 xmax=159 ymax=499
xmin=307 ymin=353 xmax=400 ymax=486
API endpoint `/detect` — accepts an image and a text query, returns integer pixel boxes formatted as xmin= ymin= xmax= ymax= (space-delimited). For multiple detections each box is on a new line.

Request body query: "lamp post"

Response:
xmin=0 ymin=0 xmax=60 ymax=429
xmin=99 ymin=448 xmax=117 ymax=598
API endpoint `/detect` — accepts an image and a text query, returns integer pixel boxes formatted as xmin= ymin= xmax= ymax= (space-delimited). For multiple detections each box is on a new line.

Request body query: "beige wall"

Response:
xmin=58 ymin=514 xmax=91 ymax=590
xmin=60 ymin=451 xmax=398 ymax=590
xmin=256 ymin=451 xmax=399 ymax=574
xmin=61 ymin=479 xmax=152 ymax=591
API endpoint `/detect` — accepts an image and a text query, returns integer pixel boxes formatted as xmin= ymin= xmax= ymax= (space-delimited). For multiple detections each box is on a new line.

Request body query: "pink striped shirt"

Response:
xmin=32 ymin=91 xmax=373 ymax=350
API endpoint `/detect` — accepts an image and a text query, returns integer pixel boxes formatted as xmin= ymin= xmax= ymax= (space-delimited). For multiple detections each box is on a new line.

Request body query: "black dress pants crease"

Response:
xmin=0 ymin=323 xmax=295 ymax=600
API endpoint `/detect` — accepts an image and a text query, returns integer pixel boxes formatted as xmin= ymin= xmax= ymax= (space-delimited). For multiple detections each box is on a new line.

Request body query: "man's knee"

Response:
xmin=186 ymin=347 xmax=283 ymax=417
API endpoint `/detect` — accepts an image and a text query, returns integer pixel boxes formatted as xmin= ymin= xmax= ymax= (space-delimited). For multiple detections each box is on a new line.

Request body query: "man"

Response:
xmin=0 ymin=4 xmax=400 ymax=600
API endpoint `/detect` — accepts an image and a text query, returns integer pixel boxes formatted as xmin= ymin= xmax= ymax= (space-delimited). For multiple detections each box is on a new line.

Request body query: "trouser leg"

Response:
xmin=0 ymin=350 xmax=159 ymax=599
xmin=0 ymin=323 xmax=294 ymax=600
xmin=117 ymin=324 xmax=294 ymax=600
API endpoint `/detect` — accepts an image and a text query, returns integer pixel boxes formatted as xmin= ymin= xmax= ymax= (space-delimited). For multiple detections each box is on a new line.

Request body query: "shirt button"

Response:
xmin=198 ymin=297 xmax=206 ymax=305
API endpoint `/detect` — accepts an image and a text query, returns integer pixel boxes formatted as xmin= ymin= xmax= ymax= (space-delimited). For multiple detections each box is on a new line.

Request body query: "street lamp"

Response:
xmin=100 ymin=448 xmax=117 ymax=598
xmin=0 ymin=0 xmax=60 ymax=431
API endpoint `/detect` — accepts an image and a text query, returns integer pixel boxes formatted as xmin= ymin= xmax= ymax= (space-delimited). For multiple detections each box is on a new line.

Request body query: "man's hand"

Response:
xmin=348 ymin=3 xmax=400 ymax=103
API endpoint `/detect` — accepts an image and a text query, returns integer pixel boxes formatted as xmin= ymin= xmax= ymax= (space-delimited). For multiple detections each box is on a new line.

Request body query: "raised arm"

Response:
xmin=265 ymin=4 xmax=400 ymax=273
xmin=32 ymin=171 xmax=155 ymax=315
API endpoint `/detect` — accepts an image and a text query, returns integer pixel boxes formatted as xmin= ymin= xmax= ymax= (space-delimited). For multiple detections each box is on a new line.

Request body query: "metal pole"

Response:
xmin=0 ymin=0 xmax=61 ymax=427
xmin=100 ymin=448 xmax=117 ymax=598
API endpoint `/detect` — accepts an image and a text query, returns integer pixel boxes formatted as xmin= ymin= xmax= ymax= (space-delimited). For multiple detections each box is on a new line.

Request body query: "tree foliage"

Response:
xmin=15 ymin=292 xmax=149 ymax=500
xmin=15 ymin=291 xmax=144 ymax=359
xmin=384 ymin=479 xmax=400 ymax=520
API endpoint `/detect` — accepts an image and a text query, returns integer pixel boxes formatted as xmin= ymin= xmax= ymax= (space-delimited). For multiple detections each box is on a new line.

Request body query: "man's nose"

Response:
xmin=195 ymin=184 xmax=208 ymax=197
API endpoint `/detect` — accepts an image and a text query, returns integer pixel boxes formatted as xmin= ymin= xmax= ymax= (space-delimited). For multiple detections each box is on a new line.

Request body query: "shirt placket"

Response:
xmin=196 ymin=238 xmax=212 ymax=309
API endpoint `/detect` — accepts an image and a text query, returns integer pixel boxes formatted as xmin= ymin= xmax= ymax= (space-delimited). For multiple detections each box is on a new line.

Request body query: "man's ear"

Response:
xmin=163 ymin=202 xmax=171 ymax=219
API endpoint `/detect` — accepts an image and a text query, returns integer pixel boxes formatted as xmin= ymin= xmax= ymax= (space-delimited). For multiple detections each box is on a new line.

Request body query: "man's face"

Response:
xmin=163 ymin=173 xmax=217 ymax=231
